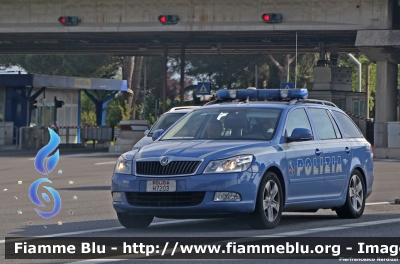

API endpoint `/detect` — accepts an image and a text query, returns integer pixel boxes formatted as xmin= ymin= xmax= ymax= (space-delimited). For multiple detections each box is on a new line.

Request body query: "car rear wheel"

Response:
xmin=335 ymin=170 xmax=366 ymax=219
xmin=117 ymin=213 xmax=154 ymax=228
xmin=247 ymin=171 xmax=283 ymax=229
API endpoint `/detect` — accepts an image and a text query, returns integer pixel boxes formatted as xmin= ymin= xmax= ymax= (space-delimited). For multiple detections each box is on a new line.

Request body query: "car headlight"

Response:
xmin=114 ymin=155 xmax=132 ymax=174
xmin=204 ymin=155 xmax=253 ymax=174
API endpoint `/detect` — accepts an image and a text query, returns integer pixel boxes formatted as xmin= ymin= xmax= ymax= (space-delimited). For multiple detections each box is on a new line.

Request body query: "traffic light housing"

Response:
xmin=262 ymin=13 xmax=282 ymax=23
xmin=58 ymin=16 xmax=80 ymax=26
xmin=29 ymin=99 xmax=38 ymax=111
xmin=158 ymin=15 xmax=179 ymax=25
xmin=54 ymin=97 xmax=64 ymax=108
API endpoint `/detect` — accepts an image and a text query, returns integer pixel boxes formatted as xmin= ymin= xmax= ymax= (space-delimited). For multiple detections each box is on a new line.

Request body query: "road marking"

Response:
xmin=374 ymin=159 xmax=400 ymax=162
xmin=2 ymin=201 xmax=395 ymax=245
xmin=0 ymin=219 xmax=197 ymax=244
xmin=95 ymin=161 xmax=117 ymax=165
xmin=257 ymin=217 xmax=400 ymax=237
xmin=366 ymin=201 xmax=392 ymax=205
xmin=28 ymin=153 xmax=120 ymax=160
xmin=67 ymin=217 xmax=400 ymax=264
xmin=68 ymin=260 xmax=122 ymax=264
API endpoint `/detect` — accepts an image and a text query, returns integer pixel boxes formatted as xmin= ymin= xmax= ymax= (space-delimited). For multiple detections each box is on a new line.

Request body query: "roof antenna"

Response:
xmin=295 ymin=31 xmax=298 ymax=89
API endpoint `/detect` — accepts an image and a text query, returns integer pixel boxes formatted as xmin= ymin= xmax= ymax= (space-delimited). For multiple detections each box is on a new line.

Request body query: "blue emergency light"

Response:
xmin=217 ymin=88 xmax=308 ymax=101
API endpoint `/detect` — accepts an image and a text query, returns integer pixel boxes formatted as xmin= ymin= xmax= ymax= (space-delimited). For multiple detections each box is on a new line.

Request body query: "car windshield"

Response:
xmin=148 ymin=113 xmax=186 ymax=136
xmin=161 ymin=107 xmax=282 ymax=140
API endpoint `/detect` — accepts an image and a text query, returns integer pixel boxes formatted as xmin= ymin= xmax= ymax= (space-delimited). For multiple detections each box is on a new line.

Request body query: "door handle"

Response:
xmin=315 ymin=149 xmax=322 ymax=156
xmin=345 ymin=147 xmax=351 ymax=154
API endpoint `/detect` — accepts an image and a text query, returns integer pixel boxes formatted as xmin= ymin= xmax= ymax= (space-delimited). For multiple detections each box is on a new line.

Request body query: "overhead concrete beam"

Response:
xmin=356 ymin=30 xmax=400 ymax=47
xmin=356 ymin=30 xmax=400 ymax=63
xmin=0 ymin=0 xmax=393 ymax=33
xmin=355 ymin=30 xmax=400 ymax=63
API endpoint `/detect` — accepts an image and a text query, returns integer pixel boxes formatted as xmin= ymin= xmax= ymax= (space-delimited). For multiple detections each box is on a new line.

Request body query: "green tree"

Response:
xmin=293 ymin=53 xmax=319 ymax=89
xmin=172 ymin=54 xmax=270 ymax=89
xmin=80 ymin=91 xmax=96 ymax=126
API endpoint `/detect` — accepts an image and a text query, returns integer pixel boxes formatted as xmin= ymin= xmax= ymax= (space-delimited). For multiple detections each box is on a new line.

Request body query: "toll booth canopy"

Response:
xmin=0 ymin=74 xmax=127 ymax=145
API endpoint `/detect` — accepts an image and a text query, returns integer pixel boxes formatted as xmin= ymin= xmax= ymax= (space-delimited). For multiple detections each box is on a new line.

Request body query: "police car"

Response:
xmin=112 ymin=88 xmax=374 ymax=229
xmin=132 ymin=106 xmax=200 ymax=150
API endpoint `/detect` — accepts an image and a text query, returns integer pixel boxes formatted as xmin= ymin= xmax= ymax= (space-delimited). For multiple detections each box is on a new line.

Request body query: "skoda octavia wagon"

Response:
xmin=111 ymin=88 xmax=374 ymax=229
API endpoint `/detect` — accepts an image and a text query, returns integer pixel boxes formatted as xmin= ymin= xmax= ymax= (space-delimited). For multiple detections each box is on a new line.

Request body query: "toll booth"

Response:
xmin=0 ymin=74 xmax=127 ymax=148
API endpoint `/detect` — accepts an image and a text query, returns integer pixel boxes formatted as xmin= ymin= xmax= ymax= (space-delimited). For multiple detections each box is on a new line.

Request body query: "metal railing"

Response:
xmin=18 ymin=126 xmax=114 ymax=149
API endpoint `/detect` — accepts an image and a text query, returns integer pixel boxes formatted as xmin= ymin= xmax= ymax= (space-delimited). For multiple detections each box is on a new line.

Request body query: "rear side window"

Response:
xmin=307 ymin=108 xmax=339 ymax=140
xmin=331 ymin=111 xmax=364 ymax=138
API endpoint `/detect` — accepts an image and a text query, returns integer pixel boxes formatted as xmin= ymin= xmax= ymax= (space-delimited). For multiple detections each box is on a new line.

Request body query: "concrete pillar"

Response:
xmin=374 ymin=61 xmax=398 ymax=147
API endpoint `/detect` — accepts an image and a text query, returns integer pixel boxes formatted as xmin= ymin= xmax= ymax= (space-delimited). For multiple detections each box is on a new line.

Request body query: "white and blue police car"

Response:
xmin=112 ymin=88 xmax=374 ymax=229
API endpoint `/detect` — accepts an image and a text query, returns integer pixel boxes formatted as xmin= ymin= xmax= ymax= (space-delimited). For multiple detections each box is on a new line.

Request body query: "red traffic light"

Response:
xmin=158 ymin=15 xmax=167 ymax=24
xmin=58 ymin=16 xmax=80 ymax=26
xmin=58 ymin=17 xmax=67 ymax=24
xmin=262 ymin=13 xmax=271 ymax=22
xmin=262 ymin=13 xmax=282 ymax=23
xmin=158 ymin=14 xmax=179 ymax=25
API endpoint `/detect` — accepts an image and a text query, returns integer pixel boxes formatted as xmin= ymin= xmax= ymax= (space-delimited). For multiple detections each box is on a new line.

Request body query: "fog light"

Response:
xmin=113 ymin=192 xmax=123 ymax=202
xmin=213 ymin=192 xmax=241 ymax=202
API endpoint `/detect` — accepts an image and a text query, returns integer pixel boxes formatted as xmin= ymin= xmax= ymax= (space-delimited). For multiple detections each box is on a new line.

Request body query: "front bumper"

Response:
xmin=111 ymin=172 xmax=260 ymax=216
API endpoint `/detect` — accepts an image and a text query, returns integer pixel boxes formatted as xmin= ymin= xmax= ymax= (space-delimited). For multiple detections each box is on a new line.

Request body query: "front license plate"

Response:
xmin=146 ymin=180 xmax=176 ymax=192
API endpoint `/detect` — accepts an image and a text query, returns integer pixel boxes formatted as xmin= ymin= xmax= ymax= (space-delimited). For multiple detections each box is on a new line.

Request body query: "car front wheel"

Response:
xmin=247 ymin=171 xmax=283 ymax=229
xmin=335 ymin=170 xmax=366 ymax=219
xmin=117 ymin=213 xmax=154 ymax=228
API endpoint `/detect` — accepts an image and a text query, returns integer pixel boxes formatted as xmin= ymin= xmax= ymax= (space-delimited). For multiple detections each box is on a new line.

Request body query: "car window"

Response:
xmin=307 ymin=108 xmax=339 ymax=140
xmin=149 ymin=113 xmax=186 ymax=135
xmin=285 ymin=108 xmax=312 ymax=137
xmin=161 ymin=107 xmax=282 ymax=140
xmin=331 ymin=110 xmax=364 ymax=138
xmin=327 ymin=110 xmax=342 ymax=138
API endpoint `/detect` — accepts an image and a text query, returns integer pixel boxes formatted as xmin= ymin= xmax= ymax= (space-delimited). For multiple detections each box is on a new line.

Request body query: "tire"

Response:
xmin=117 ymin=213 xmax=154 ymax=228
xmin=247 ymin=171 xmax=283 ymax=229
xmin=335 ymin=170 xmax=366 ymax=219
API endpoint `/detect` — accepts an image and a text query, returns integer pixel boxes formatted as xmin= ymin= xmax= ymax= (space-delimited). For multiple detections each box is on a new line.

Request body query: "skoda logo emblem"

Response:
xmin=160 ymin=157 xmax=170 ymax=166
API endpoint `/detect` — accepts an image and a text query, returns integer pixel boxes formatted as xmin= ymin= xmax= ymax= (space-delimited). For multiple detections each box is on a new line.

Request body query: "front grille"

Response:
xmin=126 ymin=192 xmax=205 ymax=207
xmin=136 ymin=161 xmax=201 ymax=175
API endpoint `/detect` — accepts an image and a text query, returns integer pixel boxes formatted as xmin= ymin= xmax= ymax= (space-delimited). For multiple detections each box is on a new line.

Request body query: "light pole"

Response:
xmin=143 ymin=65 xmax=146 ymax=120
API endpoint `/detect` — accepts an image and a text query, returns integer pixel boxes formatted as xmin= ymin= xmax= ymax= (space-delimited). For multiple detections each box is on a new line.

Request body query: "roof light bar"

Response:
xmin=217 ymin=88 xmax=308 ymax=101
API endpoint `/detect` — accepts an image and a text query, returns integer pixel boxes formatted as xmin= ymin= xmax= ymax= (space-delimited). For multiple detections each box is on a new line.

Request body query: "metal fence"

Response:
xmin=0 ymin=123 xmax=18 ymax=146
xmin=18 ymin=126 xmax=114 ymax=149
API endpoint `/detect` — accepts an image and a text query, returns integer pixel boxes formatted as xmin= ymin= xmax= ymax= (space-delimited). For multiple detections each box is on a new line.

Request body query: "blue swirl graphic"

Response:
xmin=29 ymin=178 xmax=62 ymax=219
xmin=34 ymin=128 xmax=60 ymax=175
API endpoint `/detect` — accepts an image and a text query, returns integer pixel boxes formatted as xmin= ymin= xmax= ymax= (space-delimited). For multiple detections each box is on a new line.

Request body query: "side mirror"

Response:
xmin=288 ymin=128 xmax=313 ymax=142
xmin=152 ymin=129 xmax=165 ymax=141
xmin=144 ymin=130 xmax=149 ymax=136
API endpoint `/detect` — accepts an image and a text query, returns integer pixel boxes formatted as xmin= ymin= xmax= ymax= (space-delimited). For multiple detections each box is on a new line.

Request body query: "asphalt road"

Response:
xmin=1 ymin=150 xmax=399 ymax=264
